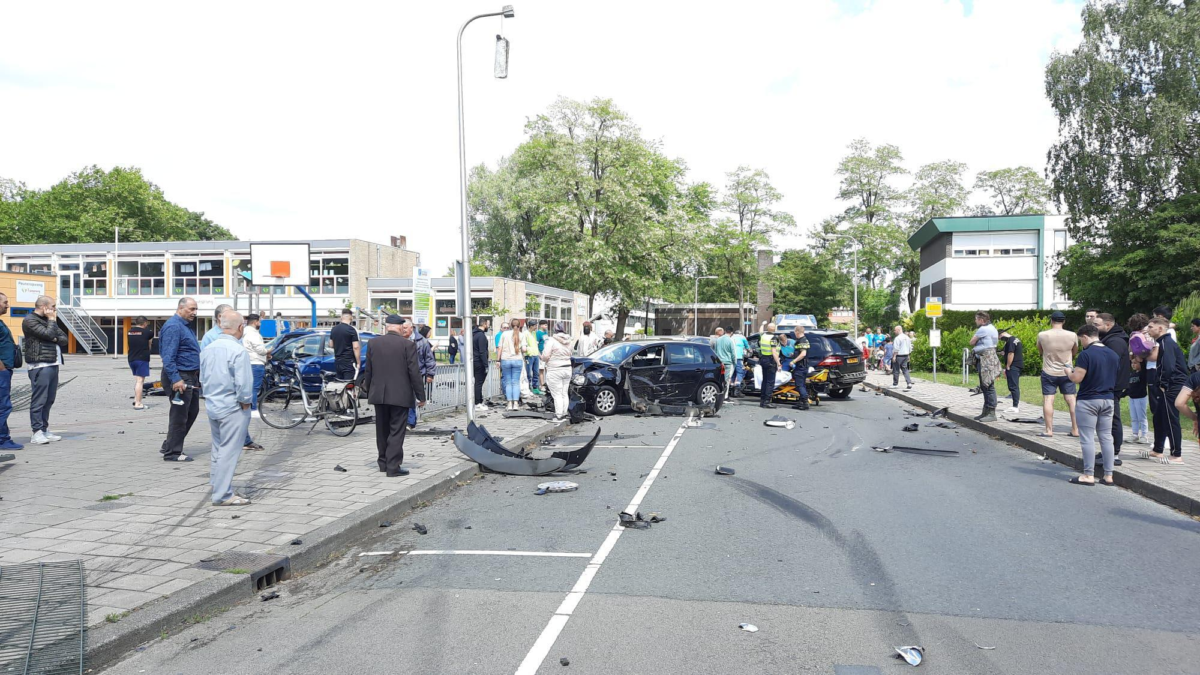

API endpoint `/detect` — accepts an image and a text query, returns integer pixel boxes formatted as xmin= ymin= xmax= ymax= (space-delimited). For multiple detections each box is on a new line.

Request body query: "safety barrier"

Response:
xmin=422 ymin=362 xmax=502 ymax=413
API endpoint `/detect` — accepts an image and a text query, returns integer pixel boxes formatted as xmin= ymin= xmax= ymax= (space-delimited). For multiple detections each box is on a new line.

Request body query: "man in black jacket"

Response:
xmin=362 ymin=314 xmax=427 ymax=477
xmin=22 ymin=296 xmax=69 ymax=445
xmin=1098 ymin=313 xmax=1130 ymax=464
xmin=472 ymin=319 xmax=491 ymax=411
xmin=1146 ymin=316 xmax=1187 ymax=463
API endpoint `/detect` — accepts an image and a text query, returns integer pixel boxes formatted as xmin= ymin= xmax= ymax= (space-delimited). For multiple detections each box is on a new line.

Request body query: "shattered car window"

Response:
xmin=592 ymin=342 xmax=641 ymax=364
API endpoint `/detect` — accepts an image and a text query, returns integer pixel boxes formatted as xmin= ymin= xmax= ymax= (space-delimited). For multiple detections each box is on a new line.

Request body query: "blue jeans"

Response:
xmin=1129 ymin=396 xmax=1148 ymax=436
xmin=526 ymin=356 xmax=540 ymax=390
xmin=448 ymin=354 xmax=456 ymax=364
xmin=250 ymin=365 xmax=265 ymax=411
xmin=501 ymin=359 xmax=524 ymax=401
xmin=733 ymin=360 xmax=746 ymax=386
xmin=0 ymin=369 xmax=12 ymax=443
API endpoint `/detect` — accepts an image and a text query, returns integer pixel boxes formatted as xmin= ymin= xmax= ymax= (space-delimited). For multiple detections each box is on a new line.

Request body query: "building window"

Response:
xmin=82 ymin=261 xmax=108 ymax=296
xmin=117 ymin=260 xmax=167 ymax=296
xmin=309 ymin=257 xmax=349 ymax=295
xmin=172 ymin=259 xmax=225 ymax=296
xmin=1054 ymin=230 xmax=1067 ymax=253
xmin=436 ymin=299 xmax=456 ymax=316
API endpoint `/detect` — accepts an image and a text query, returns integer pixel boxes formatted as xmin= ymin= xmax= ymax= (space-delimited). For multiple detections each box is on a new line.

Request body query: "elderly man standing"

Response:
xmin=200 ymin=304 xmax=234 ymax=347
xmin=160 ymin=297 xmax=200 ymax=462
xmin=969 ymin=311 xmax=1001 ymax=422
xmin=892 ymin=325 xmax=913 ymax=390
xmin=23 ymin=295 xmax=69 ymax=445
xmin=363 ymin=314 xmax=427 ymax=477
xmin=201 ymin=309 xmax=254 ymax=506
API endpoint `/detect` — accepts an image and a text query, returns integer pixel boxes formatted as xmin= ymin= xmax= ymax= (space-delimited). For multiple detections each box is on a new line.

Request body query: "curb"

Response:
xmin=862 ymin=381 xmax=1200 ymax=517
xmin=85 ymin=418 xmax=568 ymax=671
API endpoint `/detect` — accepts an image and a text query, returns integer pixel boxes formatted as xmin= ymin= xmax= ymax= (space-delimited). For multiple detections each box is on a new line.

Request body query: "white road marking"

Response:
xmin=406 ymin=550 xmax=592 ymax=558
xmin=514 ymin=418 xmax=692 ymax=675
xmin=358 ymin=551 xmax=395 ymax=557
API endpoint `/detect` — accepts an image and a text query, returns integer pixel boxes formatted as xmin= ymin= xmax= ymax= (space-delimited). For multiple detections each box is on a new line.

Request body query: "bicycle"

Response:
xmin=258 ymin=363 xmax=360 ymax=437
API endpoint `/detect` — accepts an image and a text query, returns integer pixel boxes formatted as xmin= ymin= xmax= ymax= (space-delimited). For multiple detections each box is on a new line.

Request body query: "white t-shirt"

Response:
xmin=893 ymin=334 xmax=913 ymax=355
xmin=28 ymin=344 xmax=61 ymax=370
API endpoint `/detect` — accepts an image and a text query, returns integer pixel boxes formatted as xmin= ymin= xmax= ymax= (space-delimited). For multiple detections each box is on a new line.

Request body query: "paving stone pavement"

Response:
xmin=864 ymin=370 xmax=1200 ymax=513
xmin=0 ymin=356 xmax=556 ymax=628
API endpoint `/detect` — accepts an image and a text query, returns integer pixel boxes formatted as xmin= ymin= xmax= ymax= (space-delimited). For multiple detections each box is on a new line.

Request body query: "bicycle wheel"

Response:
xmin=324 ymin=389 xmax=358 ymax=437
xmin=259 ymin=385 xmax=307 ymax=429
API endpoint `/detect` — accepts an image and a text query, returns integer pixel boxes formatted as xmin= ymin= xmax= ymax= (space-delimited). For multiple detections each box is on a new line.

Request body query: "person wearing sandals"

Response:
xmin=127 ymin=316 xmax=153 ymax=411
xmin=1066 ymin=324 xmax=1119 ymax=485
xmin=200 ymin=308 xmax=254 ymax=506
xmin=1146 ymin=316 xmax=1187 ymax=464
xmin=1036 ymin=311 xmax=1080 ymax=438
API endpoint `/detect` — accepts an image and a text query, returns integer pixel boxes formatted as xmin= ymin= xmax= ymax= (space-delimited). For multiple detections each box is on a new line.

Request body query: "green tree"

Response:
xmin=1058 ymin=193 xmax=1200 ymax=319
xmin=707 ymin=167 xmax=795 ymax=329
xmin=836 ymin=138 xmax=907 ymax=224
xmin=1045 ymin=0 xmax=1200 ymax=230
xmin=901 ymin=160 xmax=970 ymax=310
xmin=444 ymin=260 xmax=495 ymax=277
xmin=972 ymin=167 xmax=1051 ymax=216
xmin=0 ymin=166 xmax=233 ymax=243
xmin=768 ymin=249 xmax=846 ymax=323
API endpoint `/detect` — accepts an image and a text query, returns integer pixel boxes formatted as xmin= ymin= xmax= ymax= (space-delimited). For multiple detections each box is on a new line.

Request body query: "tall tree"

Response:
xmin=836 ymin=138 xmax=907 ymax=224
xmin=1045 ymin=0 xmax=1200 ymax=231
xmin=467 ymin=98 xmax=696 ymax=332
xmin=901 ymin=160 xmax=970 ymax=309
xmin=0 ymin=166 xmax=234 ymax=243
xmin=972 ymin=167 xmax=1051 ymax=215
xmin=1046 ymin=0 xmax=1200 ymax=310
xmin=707 ymin=167 xmax=795 ymax=329
xmin=768 ymin=249 xmax=847 ymax=324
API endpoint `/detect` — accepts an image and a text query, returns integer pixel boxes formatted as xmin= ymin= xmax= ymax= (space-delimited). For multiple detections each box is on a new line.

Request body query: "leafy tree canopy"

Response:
xmin=0 ymin=166 xmax=234 ymax=244
xmin=972 ymin=166 xmax=1051 ymax=216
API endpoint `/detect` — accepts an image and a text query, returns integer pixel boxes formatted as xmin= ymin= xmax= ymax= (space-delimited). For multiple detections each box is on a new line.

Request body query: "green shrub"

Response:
xmin=909 ymin=308 xmax=1086 ymax=334
xmin=1171 ymin=291 xmax=1200 ymax=358
xmin=908 ymin=316 xmax=1054 ymax=376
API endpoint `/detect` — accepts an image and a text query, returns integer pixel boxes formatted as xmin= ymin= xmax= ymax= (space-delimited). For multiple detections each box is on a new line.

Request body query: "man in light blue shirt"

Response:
xmin=200 ymin=308 xmax=254 ymax=506
xmin=731 ymin=330 xmax=750 ymax=395
xmin=200 ymin=304 xmax=233 ymax=348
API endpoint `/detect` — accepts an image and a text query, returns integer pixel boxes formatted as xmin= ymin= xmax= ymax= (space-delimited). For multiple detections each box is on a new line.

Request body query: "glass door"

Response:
xmin=59 ymin=271 xmax=80 ymax=305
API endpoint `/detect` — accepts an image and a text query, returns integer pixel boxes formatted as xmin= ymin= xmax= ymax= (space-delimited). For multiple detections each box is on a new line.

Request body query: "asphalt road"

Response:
xmin=102 ymin=390 xmax=1200 ymax=674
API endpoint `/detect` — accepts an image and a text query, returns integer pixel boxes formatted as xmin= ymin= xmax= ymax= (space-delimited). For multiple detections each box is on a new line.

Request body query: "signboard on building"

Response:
xmin=925 ymin=297 xmax=943 ymax=318
xmin=412 ymin=267 xmax=433 ymax=325
xmin=575 ymin=296 xmax=588 ymax=319
xmin=16 ymin=280 xmax=44 ymax=303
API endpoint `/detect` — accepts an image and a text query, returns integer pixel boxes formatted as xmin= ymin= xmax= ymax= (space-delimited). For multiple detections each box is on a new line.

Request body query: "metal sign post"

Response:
xmin=926 ymin=297 xmax=943 ymax=384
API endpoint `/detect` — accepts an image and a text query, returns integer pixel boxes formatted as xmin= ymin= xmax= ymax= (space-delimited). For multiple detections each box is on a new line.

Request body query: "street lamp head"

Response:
xmin=502 ymin=5 xmax=515 ymax=18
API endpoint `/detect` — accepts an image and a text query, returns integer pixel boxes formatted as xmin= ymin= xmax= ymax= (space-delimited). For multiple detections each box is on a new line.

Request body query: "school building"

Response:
xmin=0 ymin=238 xmax=420 ymax=354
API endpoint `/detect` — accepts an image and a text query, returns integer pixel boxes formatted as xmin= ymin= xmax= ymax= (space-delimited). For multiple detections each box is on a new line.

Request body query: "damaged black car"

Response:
xmin=569 ymin=341 xmax=726 ymax=416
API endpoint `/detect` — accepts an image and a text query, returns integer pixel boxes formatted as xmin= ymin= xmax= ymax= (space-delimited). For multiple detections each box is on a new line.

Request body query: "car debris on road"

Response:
xmin=894 ymin=645 xmax=924 ymax=666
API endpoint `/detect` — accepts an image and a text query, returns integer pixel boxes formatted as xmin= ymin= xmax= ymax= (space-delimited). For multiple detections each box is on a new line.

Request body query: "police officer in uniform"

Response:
xmin=789 ymin=326 xmax=810 ymax=411
xmin=759 ymin=322 xmax=782 ymax=409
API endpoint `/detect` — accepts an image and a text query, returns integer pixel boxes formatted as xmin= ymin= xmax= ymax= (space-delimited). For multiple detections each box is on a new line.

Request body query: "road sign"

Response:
xmin=929 ymin=329 xmax=941 ymax=348
xmin=925 ymin=297 xmax=943 ymax=318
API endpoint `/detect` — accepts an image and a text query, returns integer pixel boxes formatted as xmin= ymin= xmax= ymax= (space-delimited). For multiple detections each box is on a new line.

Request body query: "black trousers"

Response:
xmin=760 ymin=360 xmax=777 ymax=405
xmin=161 ymin=369 xmax=200 ymax=460
xmin=27 ymin=365 xmax=58 ymax=433
xmin=1111 ymin=393 xmax=1124 ymax=456
xmin=374 ymin=403 xmax=410 ymax=474
xmin=1005 ymin=368 xmax=1020 ymax=407
xmin=1149 ymin=385 xmax=1183 ymax=456
xmin=473 ymin=363 xmax=488 ymax=405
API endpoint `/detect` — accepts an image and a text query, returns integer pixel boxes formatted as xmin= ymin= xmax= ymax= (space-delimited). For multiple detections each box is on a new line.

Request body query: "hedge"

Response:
xmin=908 ymin=316 xmax=1058 ymax=377
xmin=908 ymin=308 xmax=1087 ymax=334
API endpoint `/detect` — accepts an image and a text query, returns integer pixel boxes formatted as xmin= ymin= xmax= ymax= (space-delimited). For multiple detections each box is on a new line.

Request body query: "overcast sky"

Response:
xmin=0 ymin=0 xmax=1083 ymax=273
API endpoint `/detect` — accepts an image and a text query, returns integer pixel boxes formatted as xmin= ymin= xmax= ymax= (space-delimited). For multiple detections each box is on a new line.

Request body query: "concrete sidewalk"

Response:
xmin=863 ymin=370 xmax=1200 ymax=516
xmin=0 ymin=356 xmax=563 ymax=663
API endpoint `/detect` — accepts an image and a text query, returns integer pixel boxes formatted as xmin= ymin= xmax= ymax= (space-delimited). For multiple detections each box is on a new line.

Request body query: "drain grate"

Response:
xmin=192 ymin=552 xmax=290 ymax=593
xmin=0 ymin=560 xmax=87 ymax=675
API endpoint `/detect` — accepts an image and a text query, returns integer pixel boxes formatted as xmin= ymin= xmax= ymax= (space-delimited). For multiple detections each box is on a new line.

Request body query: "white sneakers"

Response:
xmin=29 ymin=430 xmax=61 ymax=445
xmin=474 ymin=404 xmax=489 ymax=413
xmin=1006 ymin=406 xmax=1020 ymax=414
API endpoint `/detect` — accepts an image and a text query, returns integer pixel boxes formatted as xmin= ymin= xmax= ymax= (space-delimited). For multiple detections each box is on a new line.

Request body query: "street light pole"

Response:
xmin=113 ymin=226 xmax=119 ymax=359
xmin=694 ymin=275 xmax=717 ymax=335
xmin=457 ymin=5 xmax=514 ymax=423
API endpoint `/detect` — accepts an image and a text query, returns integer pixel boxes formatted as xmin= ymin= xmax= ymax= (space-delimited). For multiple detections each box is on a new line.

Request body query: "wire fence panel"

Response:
xmin=0 ymin=560 xmax=87 ymax=675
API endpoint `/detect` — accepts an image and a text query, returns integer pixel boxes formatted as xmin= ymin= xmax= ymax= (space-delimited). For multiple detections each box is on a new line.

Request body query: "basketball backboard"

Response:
xmin=249 ymin=243 xmax=311 ymax=286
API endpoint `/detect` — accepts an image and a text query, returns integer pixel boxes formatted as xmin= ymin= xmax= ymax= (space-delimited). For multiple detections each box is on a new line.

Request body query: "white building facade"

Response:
xmin=910 ymin=215 xmax=1073 ymax=311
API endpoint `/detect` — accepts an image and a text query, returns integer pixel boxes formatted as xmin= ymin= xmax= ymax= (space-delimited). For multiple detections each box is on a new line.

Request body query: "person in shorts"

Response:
xmin=1036 ymin=311 xmax=1079 ymax=438
xmin=127 ymin=316 xmax=153 ymax=410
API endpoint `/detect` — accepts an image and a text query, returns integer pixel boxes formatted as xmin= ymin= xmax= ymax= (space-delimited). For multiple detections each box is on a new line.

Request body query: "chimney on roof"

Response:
xmin=391 ymin=236 xmax=407 ymax=250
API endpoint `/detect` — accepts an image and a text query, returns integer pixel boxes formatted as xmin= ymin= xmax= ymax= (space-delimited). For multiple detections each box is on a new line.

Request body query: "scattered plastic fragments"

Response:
xmin=974 ymin=642 xmax=996 ymax=650
xmin=874 ymin=445 xmax=959 ymax=456
xmin=379 ymin=521 xmax=393 ymax=528
xmin=903 ymin=423 xmax=920 ymax=432
xmin=560 ymin=657 xmax=570 ymax=667
xmin=646 ymin=512 xmax=666 ymax=523
xmin=924 ymin=422 xmax=959 ymax=429
xmin=1008 ymin=417 xmax=1044 ymax=424
xmin=715 ymin=465 xmax=736 ymax=476
xmin=618 ymin=511 xmax=652 ymax=529
xmin=260 ymin=591 xmax=279 ymax=602
xmin=763 ymin=415 xmax=797 ymax=430
xmin=739 ymin=623 xmax=758 ymax=633
xmin=412 ymin=523 xmax=428 ymax=535
xmin=535 ymin=481 xmax=579 ymax=495
xmin=334 ymin=465 xmax=348 ymax=472
xmin=894 ymin=646 xmax=924 ymax=666
xmin=290 ymin=539 xmax=302 ymax=546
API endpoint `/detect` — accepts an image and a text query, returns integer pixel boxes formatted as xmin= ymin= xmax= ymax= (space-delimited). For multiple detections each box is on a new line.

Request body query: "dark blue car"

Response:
xmin=267 ymin=329 xmax=376 ymax=392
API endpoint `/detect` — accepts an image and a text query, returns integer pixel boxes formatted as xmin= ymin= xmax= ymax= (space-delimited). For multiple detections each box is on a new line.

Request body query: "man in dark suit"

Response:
xmin=363 ymin=314 xmax=427 ymax=476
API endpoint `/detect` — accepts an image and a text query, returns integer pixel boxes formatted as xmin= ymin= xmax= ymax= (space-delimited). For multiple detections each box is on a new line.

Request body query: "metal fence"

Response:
xmin=422 ymin=363 xmax=501 ymax=414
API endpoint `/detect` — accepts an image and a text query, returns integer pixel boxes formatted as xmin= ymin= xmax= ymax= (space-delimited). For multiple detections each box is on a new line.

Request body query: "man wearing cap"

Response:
xmin=999 ymin=326 xmax=1024 ymax=414
xmin=362 ymin=314 xmax=426 ymax=477
xmin=1036 ymin=311 xmax=1080 ymax=438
